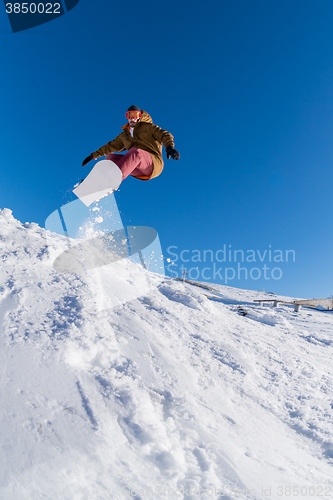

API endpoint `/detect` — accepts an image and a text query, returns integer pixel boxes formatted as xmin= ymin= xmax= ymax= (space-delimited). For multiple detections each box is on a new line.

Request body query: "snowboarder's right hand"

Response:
xmin=82 ymin=154 xmax=94 ymax=167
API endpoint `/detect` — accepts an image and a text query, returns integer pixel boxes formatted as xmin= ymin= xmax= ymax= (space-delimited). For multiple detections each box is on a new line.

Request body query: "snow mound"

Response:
xmin=0 ymin=208 xmax=333 ymax=499
xmin=243 ymin=307 xmax=292 ymax=327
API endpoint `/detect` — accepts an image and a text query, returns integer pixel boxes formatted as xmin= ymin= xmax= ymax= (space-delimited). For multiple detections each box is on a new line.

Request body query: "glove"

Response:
xmin=166 ymin=145 xmax=180 ymax=160
xmin=82 ymin=154 xmax=95 ymax=167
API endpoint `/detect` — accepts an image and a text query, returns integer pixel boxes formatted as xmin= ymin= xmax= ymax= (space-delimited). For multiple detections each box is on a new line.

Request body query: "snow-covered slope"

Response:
xmin=0 ymin=208 xmax=332 ymax=500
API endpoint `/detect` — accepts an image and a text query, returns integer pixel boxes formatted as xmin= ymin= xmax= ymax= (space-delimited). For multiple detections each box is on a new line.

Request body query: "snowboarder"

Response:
xmin=82 ymin=105 xmax=180 ymax=184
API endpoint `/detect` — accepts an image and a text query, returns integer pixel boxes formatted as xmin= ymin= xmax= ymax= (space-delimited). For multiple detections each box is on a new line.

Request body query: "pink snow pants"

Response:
xmin=105 ymin=147 xmax=154 ymax=181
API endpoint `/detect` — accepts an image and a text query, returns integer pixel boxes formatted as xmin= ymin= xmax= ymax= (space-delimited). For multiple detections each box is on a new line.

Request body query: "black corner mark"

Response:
xmin=3 ymin=0 xmax=80 ymax=33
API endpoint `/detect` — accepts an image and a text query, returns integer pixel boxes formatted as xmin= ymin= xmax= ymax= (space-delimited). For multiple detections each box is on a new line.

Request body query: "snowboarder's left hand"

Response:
xmin=82 ymin=154 xmax=94 ymax=167
xmin=166 ymin=145 xmax=180 ymax=160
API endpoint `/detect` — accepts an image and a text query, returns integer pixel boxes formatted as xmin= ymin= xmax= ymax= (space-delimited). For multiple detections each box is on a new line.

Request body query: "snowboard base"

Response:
xmin=73 ymin=160 xmax=122 ymax=206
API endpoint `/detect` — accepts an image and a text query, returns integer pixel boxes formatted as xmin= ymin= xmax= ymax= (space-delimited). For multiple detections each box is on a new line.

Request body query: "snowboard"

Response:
xmin=73 ymin=159 xmax=122 ymax=207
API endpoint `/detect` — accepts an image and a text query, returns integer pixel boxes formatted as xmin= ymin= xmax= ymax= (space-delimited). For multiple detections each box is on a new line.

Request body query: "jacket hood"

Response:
xmin=139 ymin=110 xmax=152 ymax=123
xmin=122 ymin=110 xmax=152 ymax=130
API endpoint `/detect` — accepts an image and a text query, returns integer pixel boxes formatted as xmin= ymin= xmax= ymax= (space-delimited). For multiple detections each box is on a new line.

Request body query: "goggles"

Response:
xmin=126 ymin=110 xmax=142 ymax=119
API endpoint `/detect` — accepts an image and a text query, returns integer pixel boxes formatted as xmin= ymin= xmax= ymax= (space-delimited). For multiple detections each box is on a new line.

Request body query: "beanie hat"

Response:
xmin=127 ymin=105 xmax=141 ymax=112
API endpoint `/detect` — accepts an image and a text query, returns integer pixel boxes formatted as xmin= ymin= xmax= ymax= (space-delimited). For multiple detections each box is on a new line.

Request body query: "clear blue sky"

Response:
xmin=1 ymin=0 xmax=333 ymax=298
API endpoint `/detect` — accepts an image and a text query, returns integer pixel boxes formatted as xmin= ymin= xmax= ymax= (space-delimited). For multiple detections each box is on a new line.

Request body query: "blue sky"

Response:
xmin=1 ymin=0 xmax=333 ymax=298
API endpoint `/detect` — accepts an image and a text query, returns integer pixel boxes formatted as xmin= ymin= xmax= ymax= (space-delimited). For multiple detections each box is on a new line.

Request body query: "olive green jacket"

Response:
xmin=91 ymin=111 xmax=174 ymax=180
